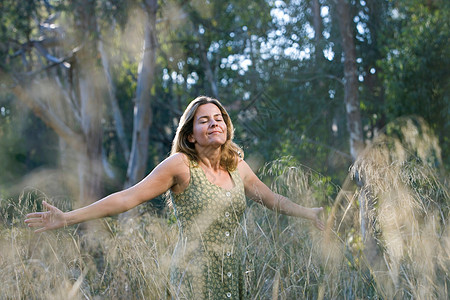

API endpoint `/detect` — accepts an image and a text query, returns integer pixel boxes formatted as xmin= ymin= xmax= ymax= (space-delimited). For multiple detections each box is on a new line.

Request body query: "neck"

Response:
xmin=196 ymin=146 xmax=222 ymax=171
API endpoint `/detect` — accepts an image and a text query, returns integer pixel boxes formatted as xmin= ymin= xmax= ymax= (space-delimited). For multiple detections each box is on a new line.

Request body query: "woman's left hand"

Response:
xmin=24 ymin=201 xmax=67 ymax=233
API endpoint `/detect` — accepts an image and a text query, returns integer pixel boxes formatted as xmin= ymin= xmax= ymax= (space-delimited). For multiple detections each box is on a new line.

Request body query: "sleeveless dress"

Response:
xmin=170 ymin=160 xmax=247 ymax=299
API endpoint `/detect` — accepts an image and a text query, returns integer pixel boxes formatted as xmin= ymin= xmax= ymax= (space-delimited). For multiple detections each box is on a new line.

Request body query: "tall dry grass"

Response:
xmin=350 ymin=117 xmax=449 ymax=299
xmin=0 ymin=117 xmax=448 ymax=299
xmin=0 ymin=193 xmax=178 ymax=299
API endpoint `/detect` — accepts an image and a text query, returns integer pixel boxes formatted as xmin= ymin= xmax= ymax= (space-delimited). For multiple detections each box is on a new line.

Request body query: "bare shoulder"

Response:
xmin=164 ymin=152 xmax=189 ymax=166
xmin=158 ymin=152 xmax=189 ymax=175
xmin=117 ymin=153 xmax=191 ymax=203
xmin=237 ymin=159 xmax=256 ymax=181
xmin=163 ymin=152 xmax=190 ymax=193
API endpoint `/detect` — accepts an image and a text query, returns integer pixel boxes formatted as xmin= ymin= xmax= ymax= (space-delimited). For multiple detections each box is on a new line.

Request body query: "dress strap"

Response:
xmin=187 ymin=159 xmax=203 ymax=185
xmin=230 ymin=168 xmax=243 ymax=188
xmin=189 ymin=159 xmax=199 ymax=168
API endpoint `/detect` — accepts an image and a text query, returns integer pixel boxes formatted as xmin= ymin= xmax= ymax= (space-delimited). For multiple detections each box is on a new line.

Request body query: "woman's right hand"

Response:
xmin=24 ymin=201 xmax=67 ymax=233
xmin=310 ymin=207 xmax=325 ymax=231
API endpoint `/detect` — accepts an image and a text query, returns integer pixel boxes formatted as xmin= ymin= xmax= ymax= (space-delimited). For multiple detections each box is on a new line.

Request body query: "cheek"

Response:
xmin=191 ymin=123 xmax=206 ymax=139
xmin=222 ymin=123 xmax=228 ymax=134
xmin=198 ymin=123 xmax=208 ymax=133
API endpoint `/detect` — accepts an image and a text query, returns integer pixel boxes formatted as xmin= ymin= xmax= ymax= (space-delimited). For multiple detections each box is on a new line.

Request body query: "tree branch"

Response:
xmin=1 ymin=70 xmax=85 ymax=152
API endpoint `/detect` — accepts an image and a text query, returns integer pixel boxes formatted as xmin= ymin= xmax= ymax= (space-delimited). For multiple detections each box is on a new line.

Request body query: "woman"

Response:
xmin=25 ymin=96 xmax=324 ymax=299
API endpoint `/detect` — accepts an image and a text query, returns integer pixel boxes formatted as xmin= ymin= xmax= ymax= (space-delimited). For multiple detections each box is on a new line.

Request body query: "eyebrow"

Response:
xmin=197 ymin=113 xmax=223 ymax=120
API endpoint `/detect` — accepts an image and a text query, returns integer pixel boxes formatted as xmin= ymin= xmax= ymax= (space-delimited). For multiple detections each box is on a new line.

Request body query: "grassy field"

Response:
xmin=1 ymin=122 xmax=448 ymax=299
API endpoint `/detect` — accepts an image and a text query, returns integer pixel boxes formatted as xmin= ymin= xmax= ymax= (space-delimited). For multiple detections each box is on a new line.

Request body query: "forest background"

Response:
xmin=0 ymin=0 xmax=449 ymax=299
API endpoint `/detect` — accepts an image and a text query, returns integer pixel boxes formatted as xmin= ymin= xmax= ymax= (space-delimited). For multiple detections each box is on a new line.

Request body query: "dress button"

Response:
xmin=225 ymin=212 xmax=230 ymax=218
xmin=226 ymin=192 xmax=231 ymax=197
xmin=225 ymin=231 xmax=230 ymax=237
xmin=226 ymin=292 xmax=231 ymax=298
xmin=227 ymin=272 xmax=232 ymax=277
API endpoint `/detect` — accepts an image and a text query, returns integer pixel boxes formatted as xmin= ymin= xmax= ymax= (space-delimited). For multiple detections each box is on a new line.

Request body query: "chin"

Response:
xmin=210 ymin=139 xmax=227 ymax=147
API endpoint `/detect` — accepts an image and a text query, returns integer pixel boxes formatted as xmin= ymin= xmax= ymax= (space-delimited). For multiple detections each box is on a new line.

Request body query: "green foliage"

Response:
xmin=0 ymin=0 xmax=449 ymax=297
xmin=0 ymin=91 xmax=58 ymax=192
xmin=378 ymin=0 xmax=450 ymax=167
xmin=1 ymin=0 xmax=448 ymax=189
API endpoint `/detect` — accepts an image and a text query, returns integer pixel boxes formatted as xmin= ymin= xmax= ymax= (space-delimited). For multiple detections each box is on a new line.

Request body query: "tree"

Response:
xmin=0 ymin=0 xmax=161 ymax=209
xmin=124 ymin=0 xmax=158 ymax=188
xmin=379 ymin=0 xmax=450 ymax=168
xmin=333 ymin=0 xmax=364 ymax=161
xmin=0 ymin=0 xmax=105 ymax=206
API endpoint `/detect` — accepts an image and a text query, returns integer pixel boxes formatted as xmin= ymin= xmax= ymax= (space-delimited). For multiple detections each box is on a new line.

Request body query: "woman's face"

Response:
xmin=189 ymin=103 xmax=228 ymax=149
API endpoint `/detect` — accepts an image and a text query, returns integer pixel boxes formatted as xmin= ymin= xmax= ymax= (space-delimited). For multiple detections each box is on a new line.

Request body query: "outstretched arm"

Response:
xmin=238 ymin=160 xmax=324 ymax=231
xmin=25 ymin=154 xmax=187 ymax=233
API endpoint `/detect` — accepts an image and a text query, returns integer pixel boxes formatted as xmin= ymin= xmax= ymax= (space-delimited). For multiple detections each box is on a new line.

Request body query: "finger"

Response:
xmin=26 ymin=212 xmax=44 ymax=218
xmin=24 ymin=218 xmax=43 ymax=224
xmin=314 ymin=219 xmax=324 ymax=231
xmin=42 ymin=201 xmax=54 ymax=211
xmin=319 ymin=221 xmax=325 ymax=231
xmin=27 ymin=222 xmax=43 ymax=228
xmin=35 ymin=227 xmax=48 ymax=233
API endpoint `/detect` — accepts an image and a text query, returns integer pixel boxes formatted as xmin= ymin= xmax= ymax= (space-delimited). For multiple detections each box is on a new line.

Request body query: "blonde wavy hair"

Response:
xmin=171 ymin=96 xmax=243 ymax=171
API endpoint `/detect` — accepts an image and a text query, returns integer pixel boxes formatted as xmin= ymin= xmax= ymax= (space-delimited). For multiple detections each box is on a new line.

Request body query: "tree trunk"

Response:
xmin=71 ymin=0 xmax=104 ymax=207
xmin=312 ymin=0 xmax=324 ymax=63
xmin=334 ymin=0 xmax=364 ymax=161
xmin=334 ymin=0 xmax=379 ymax=265
xmin=311 ymin=0 xmax=326 ymax=90
xmin=98 ymin=35 xmax=130 ymax=162
xmin=76 ymin=62 xmax=103 ymax=206
xmin=124 ymin=0 xmax=158 ymax=189
xmin=198 ymin=35 xmax=219 ymax=99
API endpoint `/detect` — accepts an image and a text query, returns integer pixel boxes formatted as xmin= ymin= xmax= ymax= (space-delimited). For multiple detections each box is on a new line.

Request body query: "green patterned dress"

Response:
xmin=170 ymin=160 xmax=247 ymax=299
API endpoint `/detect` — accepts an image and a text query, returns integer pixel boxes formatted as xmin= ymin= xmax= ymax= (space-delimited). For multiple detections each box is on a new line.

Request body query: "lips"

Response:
xmin=208 ymin=131 xmax=222 ymax=135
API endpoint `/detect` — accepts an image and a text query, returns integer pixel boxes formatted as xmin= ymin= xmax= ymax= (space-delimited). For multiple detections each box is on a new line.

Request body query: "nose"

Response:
xmin=210 ymin=119 xmax=219 ymax=127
